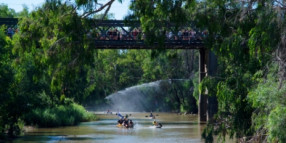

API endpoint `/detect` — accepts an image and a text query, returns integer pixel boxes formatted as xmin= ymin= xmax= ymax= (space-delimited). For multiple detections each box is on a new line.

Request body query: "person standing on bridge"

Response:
xmin=7 ymin=27 xmax=13 ymax=38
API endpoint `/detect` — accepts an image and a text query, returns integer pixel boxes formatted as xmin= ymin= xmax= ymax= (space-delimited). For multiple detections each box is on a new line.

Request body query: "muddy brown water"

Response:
xmin=12 ymin=112 xmax=233 ymax=143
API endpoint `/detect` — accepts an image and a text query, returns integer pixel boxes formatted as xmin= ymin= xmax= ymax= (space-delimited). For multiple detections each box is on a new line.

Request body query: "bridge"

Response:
xmin=0 ymin=18 xmax=217 ymax=122
xmin=0 ymin=18 xmax=204 ymax=49
xmin=0 ymin=18 xmax=18 ymax=26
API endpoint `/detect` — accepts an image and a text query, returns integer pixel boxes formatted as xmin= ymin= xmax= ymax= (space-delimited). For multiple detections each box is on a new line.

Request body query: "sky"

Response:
xmin=0 ymin=0 xmax=130 ymax=20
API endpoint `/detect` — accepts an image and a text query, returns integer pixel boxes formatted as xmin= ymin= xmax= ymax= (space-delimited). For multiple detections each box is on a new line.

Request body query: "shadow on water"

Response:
xmin=13 ymin=135 xmax=110 ymax=142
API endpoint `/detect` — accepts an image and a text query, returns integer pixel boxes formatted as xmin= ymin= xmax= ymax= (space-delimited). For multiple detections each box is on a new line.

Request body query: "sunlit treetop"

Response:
xmin=0 ymin=4 xmax=17 ymax=18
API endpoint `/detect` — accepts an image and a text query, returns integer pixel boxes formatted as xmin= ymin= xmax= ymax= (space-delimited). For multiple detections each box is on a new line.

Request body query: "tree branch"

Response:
xmin=102 ymin=2 xmax=112 ymax=20
xmin=81 ymin=0 xmax=115 ymax=18
xmin=274 ymin=0 xmax=286 ymax=9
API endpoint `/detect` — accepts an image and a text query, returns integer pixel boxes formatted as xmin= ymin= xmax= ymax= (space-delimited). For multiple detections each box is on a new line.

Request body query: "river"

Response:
xmin=12 ymin=112 xmax=211 ymax=143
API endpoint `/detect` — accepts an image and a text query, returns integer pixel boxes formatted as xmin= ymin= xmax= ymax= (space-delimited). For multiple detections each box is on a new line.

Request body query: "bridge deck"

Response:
xmin=91 ymin=40 xmax=203 ymax=49
xmin=0 ymin=18 xmax=18 ymax=26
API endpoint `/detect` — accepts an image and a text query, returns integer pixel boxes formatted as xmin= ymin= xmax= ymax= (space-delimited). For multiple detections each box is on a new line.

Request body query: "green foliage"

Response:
xmin=16 ymin=5 xmax=30 ymax=18
xmin=129 ymin=0 xmax=188 ymax=45
xmin=248 ymin=64 xmax=286 ymax=142
xmin=199 ymin=77 xmax=217 ymax=97
xmin=85 ymin=49 xmax=198 ymax=114
xmin=0 ymin=4 xmax=16 ymax=18
xmin=129 ymin=0 xmax=284 ymax=142
xmin=268 ymin=106 xmax=286 ymax=142
xmin=0 ymin=26 xmax=29 ymax=138
xmin=24 ymin=102 xmax=97 ymax=127
xmin=13 ymin=0 xmax=95 ymax=103
xmin=189 ymin=0 xmax=280 ymax=141
xmin=0 ymin=4 xmax=30 ymax=18
xmin=0 ymin=26 xmax=18 ymax=138
xmin=192 ymin=72 xmax=199 ymax=105
xmin=0 ymin=0 xmax=200 ymax=139
xmin=202 ymin=124 xmax=214 ymax=143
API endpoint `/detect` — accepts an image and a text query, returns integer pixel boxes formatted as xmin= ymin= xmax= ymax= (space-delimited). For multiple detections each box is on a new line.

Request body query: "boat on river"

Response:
xmin=153 ymin=120 xmax=162 ymax=128
xmin=116 ymin=123 xmax=134 ymax=128
xmin=116 ymin=118 xmax=134 ymax=129
xmin=116 ymin=124 xmax=124 ymax=128
xmin=153 ymin=123 xmax=162 ymax=128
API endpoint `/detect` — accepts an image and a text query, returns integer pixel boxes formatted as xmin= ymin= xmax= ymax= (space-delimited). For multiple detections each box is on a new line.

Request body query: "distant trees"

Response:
xmin=83 ymin=49 xmax=199 ymax=113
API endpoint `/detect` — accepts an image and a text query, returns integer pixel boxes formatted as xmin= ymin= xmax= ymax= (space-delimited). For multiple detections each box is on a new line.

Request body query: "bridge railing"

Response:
xmin=89 ymin=20 xmax=207 ymax=41
xmin=0 ymin=18 xmax=206 ymax=48
xmin=0 ymin=18 xmax=18 ymax=26
xmin=88 ymin=20 xmax=206 ymax=48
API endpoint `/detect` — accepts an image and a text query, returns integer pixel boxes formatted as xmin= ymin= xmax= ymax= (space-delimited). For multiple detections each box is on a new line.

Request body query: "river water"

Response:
xmin=13 ymin=112 xmax=208 ymax=143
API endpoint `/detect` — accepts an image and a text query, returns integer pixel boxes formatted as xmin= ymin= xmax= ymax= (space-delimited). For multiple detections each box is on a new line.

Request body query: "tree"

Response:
xmin=128 ymin=0 xmax=286 ymax=142
xmin=16 ymin=5 xmax=30 ymax=18
xmin=0 ymin=4 xmax=16 ymax=18
xmin=0 ymin=0 xmax=123 ymax=137
xmin=0 ymin=26 xmax=23 ymax=138
xmin=13 ymin=0 xmax=123 ymax=103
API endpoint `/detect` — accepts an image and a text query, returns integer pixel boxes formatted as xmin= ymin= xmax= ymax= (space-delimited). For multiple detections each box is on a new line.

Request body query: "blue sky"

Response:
xmin=0 ymin=0 xmax=130 ymax=19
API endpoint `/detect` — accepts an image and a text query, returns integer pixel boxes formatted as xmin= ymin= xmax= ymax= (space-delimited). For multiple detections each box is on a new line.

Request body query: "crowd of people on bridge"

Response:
xmin=88 ymin=28 xmax=208 ymax=41
xmin=4 ymin=24 xmax=207 ymax=41
xmin=6 ymin=26 xmax=18 ymax=38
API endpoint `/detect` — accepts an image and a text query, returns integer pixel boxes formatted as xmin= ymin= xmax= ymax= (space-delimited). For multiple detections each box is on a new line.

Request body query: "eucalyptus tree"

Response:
xmin=128 ymin=0 xmax=286 ymax=142
xmin=13 ymin=0 xmax=122 ymax=103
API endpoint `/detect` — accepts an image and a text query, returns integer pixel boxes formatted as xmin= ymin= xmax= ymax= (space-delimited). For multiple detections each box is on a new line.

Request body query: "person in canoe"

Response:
xmin=117 ymin=118 xmax=124 ymax=124
xmin=149 ymin=112 xmax=155 ymax=119
xmin=150 ymin=112 xmax=153 ymax=117
xmin=128 ymin=120 xmax=134 ymax=128
xmin=153 ymin=120 xmax=162 ymax=128
xmin=116 ymin=112 xmax=124 ymax=119
xmin=116 ymin=114 xmax=134 ymax=128
xmin=123 ymin=117 xmax=129 ymax=128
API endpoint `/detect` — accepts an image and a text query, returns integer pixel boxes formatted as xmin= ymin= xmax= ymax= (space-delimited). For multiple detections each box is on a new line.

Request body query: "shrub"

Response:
xmin=24 ymin=103 xmax=97 ymax=127
xmin=248 ymin=65 xmax=286 ymax=142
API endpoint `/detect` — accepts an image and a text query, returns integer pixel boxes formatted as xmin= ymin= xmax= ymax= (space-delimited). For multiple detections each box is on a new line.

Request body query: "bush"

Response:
xmin=24 ymin=103 xmax=97 ymax=127
xmin=0 ymin=118 xmax=24 ymax=139
xmin=248 ymin=65 xmax=286 ymax=142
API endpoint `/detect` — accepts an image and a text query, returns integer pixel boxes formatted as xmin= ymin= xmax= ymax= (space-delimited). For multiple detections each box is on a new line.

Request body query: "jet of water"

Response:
xmin=105 ymin=79 xmax=191 ymax=112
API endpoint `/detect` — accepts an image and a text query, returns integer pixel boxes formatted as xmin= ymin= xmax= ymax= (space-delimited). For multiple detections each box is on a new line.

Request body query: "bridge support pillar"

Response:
xmin=199 ymin=49 xmax=218 ymax=122
xmin=199 ymin=49 xmax=207 ymax=122
xmin=207 ymin=51 xmax=218 ymax=122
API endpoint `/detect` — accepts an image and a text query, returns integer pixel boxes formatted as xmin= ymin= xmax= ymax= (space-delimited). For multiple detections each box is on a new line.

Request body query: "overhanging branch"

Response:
xmin=81 ymin=0 xmax=115 ymax=18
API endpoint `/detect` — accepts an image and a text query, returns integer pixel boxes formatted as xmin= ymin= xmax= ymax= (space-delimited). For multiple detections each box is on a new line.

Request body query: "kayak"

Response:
xmin=116 ymin=123 xmax=134 ymax=128
xmin=154 ymin=123 xmax=163 ymax=128
xmin=116 ymin=124 xmax=124 ymax=128
xmin=149 ymin=116 xmax=156 ymax=119
xmin=155 ymin=125 xmax=162 ymax=128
